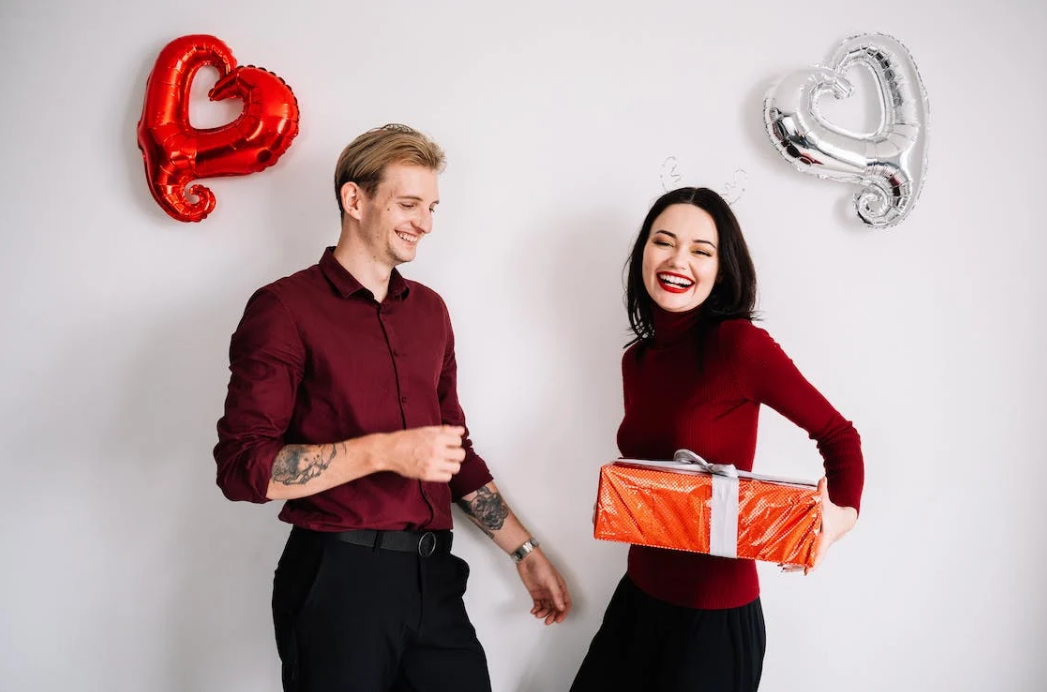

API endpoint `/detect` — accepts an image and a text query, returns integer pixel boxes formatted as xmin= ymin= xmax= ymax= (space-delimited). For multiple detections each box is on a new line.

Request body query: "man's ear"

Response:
xmin=340 ymin=182 xmax=365 ymax=221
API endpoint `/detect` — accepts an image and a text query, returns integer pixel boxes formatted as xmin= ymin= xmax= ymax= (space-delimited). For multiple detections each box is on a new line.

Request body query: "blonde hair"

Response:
xmin=333 ymin=124 xmax=446 ymax=219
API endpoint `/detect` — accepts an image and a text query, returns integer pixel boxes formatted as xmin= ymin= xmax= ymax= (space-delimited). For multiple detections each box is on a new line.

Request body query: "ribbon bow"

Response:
xmin=673 ymin=449 xmax=739 ymax=478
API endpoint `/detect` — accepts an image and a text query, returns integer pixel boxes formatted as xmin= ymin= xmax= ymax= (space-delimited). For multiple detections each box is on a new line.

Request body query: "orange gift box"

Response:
xmin=594 ymin=451 xmax=822 ymax=567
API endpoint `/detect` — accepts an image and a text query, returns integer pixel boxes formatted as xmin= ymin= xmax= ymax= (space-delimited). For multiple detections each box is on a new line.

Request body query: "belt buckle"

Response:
xmin=417 ymin=531 xmax=437 ymax=557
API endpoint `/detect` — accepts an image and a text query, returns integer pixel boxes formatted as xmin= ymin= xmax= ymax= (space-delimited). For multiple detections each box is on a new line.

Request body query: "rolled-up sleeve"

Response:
xmin=214 ymin=288 xmax=304 ymax=503
xmin=437 ymin=305 xmax=493 ymax=500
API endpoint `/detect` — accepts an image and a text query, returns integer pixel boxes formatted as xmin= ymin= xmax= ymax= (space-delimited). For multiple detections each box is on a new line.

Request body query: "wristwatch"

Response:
xmin=510 ymin=537 xmax=540 ymax=564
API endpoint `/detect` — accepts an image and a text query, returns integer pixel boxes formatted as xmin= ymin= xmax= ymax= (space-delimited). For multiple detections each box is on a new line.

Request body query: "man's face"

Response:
xmin=356 ymin=162 xmax=440 ymax=268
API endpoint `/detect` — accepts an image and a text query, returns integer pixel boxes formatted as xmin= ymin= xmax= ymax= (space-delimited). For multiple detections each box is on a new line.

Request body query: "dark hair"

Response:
xmin=625 ymin=187 xmax=757 ymax=344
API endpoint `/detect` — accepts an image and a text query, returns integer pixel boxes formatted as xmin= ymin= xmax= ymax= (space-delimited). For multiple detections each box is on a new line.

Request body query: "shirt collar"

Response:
xmin=319 ymin=247 xmax=411 ymax=301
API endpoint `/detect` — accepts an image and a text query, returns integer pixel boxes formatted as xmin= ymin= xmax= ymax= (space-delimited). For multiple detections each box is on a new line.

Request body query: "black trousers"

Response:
xmin=272 ymin=527 xmax=491 ymax=692
xmin=570 ymin=576 xmax=766 ymax=692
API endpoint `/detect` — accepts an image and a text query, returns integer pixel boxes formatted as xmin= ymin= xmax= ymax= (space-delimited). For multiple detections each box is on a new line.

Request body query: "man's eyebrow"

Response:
xmin=395 ymin=195 xmax=439 ymax=205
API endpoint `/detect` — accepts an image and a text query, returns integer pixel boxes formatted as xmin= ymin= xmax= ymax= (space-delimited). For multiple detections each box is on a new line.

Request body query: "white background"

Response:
xmin=1 ymin=1 xmax=1044 ymax=690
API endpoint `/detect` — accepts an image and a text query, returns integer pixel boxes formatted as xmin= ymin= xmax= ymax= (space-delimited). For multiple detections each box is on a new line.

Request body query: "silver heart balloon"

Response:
xmin=764 ymin=33 xmax=930 ymax=228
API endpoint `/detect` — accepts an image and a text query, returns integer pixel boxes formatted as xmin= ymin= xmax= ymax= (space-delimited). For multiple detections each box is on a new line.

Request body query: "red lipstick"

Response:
xmin=656 ymin=272 xmax=694 ymax=294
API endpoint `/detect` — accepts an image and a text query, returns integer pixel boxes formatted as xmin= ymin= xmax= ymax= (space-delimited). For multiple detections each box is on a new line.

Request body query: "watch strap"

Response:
xmin=510 ymin=537 xmax=540 ymax=563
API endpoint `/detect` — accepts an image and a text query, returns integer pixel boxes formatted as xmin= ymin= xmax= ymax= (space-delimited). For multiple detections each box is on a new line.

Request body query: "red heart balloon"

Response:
xmin=137 ymin=35 xmax=300 ymax=223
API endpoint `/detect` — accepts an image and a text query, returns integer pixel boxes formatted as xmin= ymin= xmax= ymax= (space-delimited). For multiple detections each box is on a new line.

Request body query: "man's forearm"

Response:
xmin=457 ymin=481 xmax=572 ymax=624
xmin=455 ymin=482 xmax=532 ymax=554
xmin=266 ymin=434 xmax=384 ymax=500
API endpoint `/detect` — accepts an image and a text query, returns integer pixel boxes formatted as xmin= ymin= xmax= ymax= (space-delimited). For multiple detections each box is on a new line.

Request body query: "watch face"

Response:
xmin=512 ymin=539 xmax=538 ymax=562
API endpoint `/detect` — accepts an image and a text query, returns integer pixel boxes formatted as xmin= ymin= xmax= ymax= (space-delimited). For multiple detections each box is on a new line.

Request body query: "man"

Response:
xmin=214 ymin=124 xmax=571 ymax=692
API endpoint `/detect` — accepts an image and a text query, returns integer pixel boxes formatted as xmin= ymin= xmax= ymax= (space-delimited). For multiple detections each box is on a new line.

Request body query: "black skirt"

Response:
xmin=570 ymin=575 xmax=766 ymax=692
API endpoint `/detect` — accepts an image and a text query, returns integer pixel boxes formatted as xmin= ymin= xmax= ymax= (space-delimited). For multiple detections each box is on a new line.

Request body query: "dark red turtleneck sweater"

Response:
xmin=618 ymin=307 xmax=864 ymax=610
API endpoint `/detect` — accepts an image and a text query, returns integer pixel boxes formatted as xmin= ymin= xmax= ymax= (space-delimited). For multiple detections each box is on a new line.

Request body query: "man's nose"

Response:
xmin=416 ymin=209 xmax=433 ymax=234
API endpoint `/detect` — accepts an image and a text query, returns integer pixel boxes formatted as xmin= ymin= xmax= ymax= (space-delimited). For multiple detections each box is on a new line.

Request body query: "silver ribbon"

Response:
xmin=673 ymin=449 xmax=740 ymax=559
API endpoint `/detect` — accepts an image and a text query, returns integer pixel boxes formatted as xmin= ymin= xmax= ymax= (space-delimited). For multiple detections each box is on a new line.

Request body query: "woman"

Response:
xmin=571 ymin=187 xmax=864 ymax=692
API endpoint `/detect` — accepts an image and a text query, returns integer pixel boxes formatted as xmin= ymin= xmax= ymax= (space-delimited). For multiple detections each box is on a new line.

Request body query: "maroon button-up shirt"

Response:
xmin=214 ymin=248 xmax=493 ymax=531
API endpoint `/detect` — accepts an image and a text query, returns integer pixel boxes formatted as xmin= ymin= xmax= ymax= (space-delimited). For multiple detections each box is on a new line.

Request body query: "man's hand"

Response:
xmin=380 ymin=425 xmax=466 ymax=481
xmin=516 ymin=548 xmax=572 ymax=625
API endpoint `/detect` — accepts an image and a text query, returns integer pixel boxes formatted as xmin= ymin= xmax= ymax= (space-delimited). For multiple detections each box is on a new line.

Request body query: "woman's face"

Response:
xmin=641 ymin=204 xmax=720 ymax=313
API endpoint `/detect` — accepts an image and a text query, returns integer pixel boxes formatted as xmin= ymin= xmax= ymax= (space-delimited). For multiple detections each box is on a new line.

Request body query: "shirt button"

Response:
xmin=401 ymin=396 xmax=408 ymax=404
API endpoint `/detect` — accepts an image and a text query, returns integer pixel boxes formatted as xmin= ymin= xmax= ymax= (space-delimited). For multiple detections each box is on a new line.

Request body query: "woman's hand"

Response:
xmin=781 ymin=477 xmax=857 ymax=575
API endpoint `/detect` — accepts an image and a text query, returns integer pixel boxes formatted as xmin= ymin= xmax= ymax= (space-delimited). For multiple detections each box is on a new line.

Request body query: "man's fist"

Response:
xmin=381 ymin=426 xmax=466 ymax=482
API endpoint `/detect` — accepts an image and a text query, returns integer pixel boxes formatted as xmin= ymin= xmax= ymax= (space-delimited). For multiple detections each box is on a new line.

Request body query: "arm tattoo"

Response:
xmin=456 ymin=486 xmax=509 ymax=538
xmin=271 ymin=443 xmax=341 ymax=486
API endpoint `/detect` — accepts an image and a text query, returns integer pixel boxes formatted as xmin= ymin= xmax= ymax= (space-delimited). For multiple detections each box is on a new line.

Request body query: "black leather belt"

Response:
xmin=323 ymin=529 xmax=453 ymax=557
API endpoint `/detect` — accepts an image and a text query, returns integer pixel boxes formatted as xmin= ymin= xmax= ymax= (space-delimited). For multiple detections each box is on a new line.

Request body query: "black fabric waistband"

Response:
xmin=299 ymin=527 xmax=453 ymax=557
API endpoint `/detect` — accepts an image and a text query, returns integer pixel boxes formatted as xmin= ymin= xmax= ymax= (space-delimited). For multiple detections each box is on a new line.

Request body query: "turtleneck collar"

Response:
xmin=651 ymin=304 xmax=705 ymax=347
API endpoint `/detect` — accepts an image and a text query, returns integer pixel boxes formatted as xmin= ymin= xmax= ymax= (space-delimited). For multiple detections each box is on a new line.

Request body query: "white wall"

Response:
xmin=2 ymin=1 xmax=1044 ymax=690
